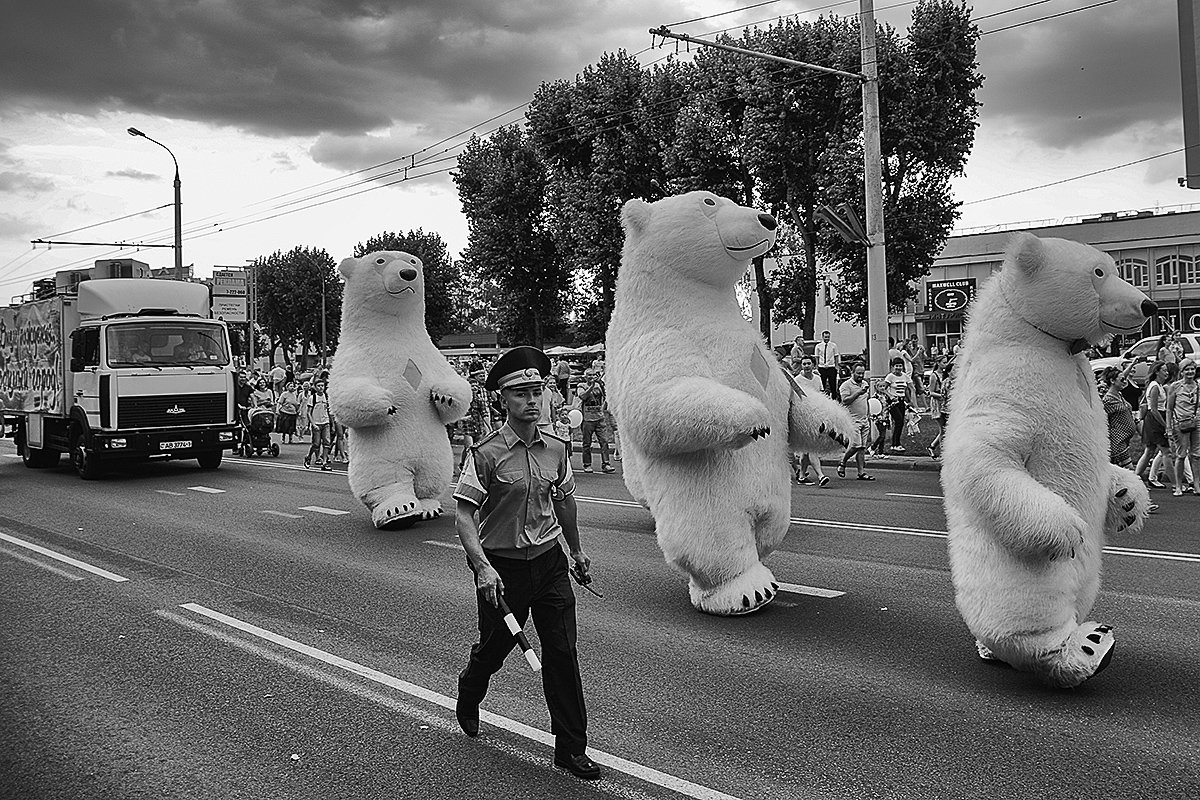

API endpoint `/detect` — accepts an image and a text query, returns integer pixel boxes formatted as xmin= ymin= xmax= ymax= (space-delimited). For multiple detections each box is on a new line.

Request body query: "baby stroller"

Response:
xmin=241 ymin=405 xmax=280 ymax=457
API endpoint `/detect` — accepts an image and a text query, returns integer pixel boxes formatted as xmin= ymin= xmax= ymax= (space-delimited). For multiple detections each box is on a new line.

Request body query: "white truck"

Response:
xmin=1 ymin=261 xmax=239 ymax=478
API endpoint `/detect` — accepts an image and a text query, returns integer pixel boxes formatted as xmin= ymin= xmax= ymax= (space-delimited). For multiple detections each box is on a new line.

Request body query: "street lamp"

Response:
xmin=127 ymin=126 xmax=183 ymax=280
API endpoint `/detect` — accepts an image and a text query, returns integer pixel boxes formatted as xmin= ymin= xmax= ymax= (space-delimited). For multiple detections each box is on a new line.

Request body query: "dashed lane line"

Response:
xmin=155 ymin=490 xmax=185 ymax=496
xmin=262 ymin=510 xmax=303 ymax=519
xmin=0 ymin=544 xmax=86 ymax=581
xmin=424 ymin=540 xmax=463 ymax=550
xmin=776 ymin=582 xmax=845 ymax=598
xmin=886 ymin=492 xmax=943 ymax=500
xmin=299 ymin=506 xmax=351 ymax=516
xmin=574 ymin=496 xmax=1200 ymax=565
xmin=188 ymin=486 xmax=225 ymax=494
xmin=0 ymin=531 xmax=128 ymax=582
xmin=178 ymin=602 xmax=744 ymax=800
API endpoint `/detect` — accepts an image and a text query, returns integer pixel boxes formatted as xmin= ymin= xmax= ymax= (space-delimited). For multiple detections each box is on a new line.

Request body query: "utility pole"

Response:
xmin=247 ymin=263 xmax=256 ymax=368
xmin=651 ymin=1 xmax=891 ymax=373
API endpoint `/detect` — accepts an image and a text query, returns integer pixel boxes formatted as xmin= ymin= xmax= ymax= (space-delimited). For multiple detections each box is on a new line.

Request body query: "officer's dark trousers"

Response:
xmin=459 ymin=546 xmax=587 ymax=756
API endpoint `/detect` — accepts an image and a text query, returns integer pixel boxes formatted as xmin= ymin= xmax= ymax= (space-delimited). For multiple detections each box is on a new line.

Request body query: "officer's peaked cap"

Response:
xmin=486 ymin=346 xmax=552 ymax=391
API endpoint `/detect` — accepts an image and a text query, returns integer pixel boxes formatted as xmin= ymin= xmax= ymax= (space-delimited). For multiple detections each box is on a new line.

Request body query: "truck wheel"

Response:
xmin=17 ymin=423 xmax=61 ymax=469
xmin=70 ymin=428 xmax=102 ymax=480
xmin=197 ymin=450 xmax=223 ymax=470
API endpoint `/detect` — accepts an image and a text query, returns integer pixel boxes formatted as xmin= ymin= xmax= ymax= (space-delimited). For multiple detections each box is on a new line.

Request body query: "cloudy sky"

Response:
xmin=0 ymin=0 xmax=1191 ymax=300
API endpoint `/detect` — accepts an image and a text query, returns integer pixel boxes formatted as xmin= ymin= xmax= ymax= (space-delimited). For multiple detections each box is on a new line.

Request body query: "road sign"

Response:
xmin=212 ymin=296 xmax=247 ymax=323
xmin=213 ymin=285 xmax=247 ymax=296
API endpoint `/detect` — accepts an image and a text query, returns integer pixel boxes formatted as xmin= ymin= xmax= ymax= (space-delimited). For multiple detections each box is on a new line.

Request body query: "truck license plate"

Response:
xmin=160 ymin=440 xmax=192 ymax=450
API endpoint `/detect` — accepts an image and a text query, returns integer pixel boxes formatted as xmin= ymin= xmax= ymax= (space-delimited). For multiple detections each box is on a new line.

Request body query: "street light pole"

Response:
xmin=320 ymin=272 xmax=327 ymax=369
xmin=127 ymin=127 xmax=184 ymax=280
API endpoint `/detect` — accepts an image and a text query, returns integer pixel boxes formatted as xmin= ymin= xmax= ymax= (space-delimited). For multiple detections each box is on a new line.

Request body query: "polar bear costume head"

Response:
xmin=620 ymin=191 xmax=778 ymax=287
xmin=996 ymin=233 xmax=1154 ymax=348
xmin=338 ymin=250 xmax=426 ymax=321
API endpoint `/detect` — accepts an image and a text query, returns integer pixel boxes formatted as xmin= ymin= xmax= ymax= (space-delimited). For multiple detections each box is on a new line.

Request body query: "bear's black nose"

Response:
xmin=399 ymin=268 xmax=418 ymax=281
xmin=758 ymin=213 xmax=777 ymax=231
xmin=1142 ymin=299 xmax=1158 ymax=318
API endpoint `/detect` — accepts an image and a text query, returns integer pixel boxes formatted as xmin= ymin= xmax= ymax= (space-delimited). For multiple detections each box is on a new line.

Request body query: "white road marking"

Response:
xmin=3 ymin=453 xmax=21 ymax=458
xmin=0 ymin=545 xmax=86 ymax=581
xmin=776 ymin=582 xmax=845 ymax=598
xmin=188 ymin=486 xmax=225 ymax=494
xmin=886 ymin=492 xmax=942 ymax=500
xmin=299 ymin=506 xmax=350 ymax=516
xmin=225 ymin=456 xmax=342 ymax=474
xmin=424 ymin=540 xmax=463 ymax=550
xmin=180 ymin=603 xmax=744 ymax=800
xmin=0 ymin=531 xmax=128 ymax=582
xmin=155 ymin=490 xmax=185 ymax=496
xmin=574 ymin=496 xmax=1200 ymax=565
xmin=262 ymin=510 xmax=303 ymax=519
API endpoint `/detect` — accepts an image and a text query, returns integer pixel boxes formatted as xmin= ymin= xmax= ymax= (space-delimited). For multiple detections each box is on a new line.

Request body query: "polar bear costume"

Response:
xmin=329 ymin=251 xmax=471 ymax=529
xmin=941 ymin=233 xmax=1155 ymax=687
xmin=606 ymin=191 xmax=854 ymax=616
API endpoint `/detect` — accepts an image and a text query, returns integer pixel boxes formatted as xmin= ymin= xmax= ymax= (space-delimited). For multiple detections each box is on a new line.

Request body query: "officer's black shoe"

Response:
xmin=455 ymin=696 xmax=479 ymax=737
xmin=554 ymin=753 xmax=602 ymax=780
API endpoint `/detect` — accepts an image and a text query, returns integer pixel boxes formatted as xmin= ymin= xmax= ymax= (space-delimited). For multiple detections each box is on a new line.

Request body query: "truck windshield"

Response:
xmin=106 ymin=323 xmax=230 ymax=367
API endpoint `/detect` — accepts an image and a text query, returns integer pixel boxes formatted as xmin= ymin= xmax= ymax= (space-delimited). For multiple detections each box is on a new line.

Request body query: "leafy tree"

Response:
xmin=353 ymin=229 xmax=464 ymax=342
xmin=819 ymin=0 xmax=983 ymax=323
xmin=528 ymin=51 xmax=689 ymax=338
xmin=251 ymin=245 xmax=342 ymax=366
xmin=453 ymin=125 xmax=570 ymax=347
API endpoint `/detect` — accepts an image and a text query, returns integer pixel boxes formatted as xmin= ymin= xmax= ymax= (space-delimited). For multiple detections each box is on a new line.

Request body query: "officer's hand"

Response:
xmin=475 ymin=564 xmax=504 ymax=607
xmin=570 ymin=550 xmax=591 ymax=580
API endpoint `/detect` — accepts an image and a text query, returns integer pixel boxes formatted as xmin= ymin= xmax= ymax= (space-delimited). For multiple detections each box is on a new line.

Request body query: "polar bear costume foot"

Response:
xmin=417 ymin=497 xmax=443 ymax=520
xmin=1042 ymin=622 xmax=1115 ymax=688
xmin=688 ymin=562 xmax=779 ymax=616
xmin=371 ymin=491 xmax=423 ymax=530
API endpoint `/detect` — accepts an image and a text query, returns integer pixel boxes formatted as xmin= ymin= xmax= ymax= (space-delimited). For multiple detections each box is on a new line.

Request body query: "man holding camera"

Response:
xmin=577 ymin=367 xmax=614 ymax=474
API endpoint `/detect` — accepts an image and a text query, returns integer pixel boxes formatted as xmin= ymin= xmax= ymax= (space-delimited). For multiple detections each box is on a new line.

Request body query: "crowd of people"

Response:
xmin=234 ymin=363 xmax=346 ymax=471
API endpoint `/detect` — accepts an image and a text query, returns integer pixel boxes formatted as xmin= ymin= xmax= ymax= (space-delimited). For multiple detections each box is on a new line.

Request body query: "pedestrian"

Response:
xmin=790 ymin=355 xmax=829 ymax=486
xmin=837 ymin=362 xmax=876 ymax=480
xmin=926 ymin=357 xmax=953 ymax=459
xmin=457 ymin=370 xmax=492 ymax=473
xmin=882 ymin=358 xmax=914 ymax=453
xmin=296 ymin=379 xmax=312 ymax=437
xmin=576 ymin=367 xmax=614 ymax=474
xmin=304 ymin=378 xmax=333 ymax=471
xmin=276 ymin=380 xmax=301 ymax=444
xmin=538 ymin=374 xmax=566 ymax=437
xmin=1168 ymin=331 xmax=1185 ymax=364
xmin=1156 ymin=333 xmax=1176 ymax=365
xmin=1100 ymin=366 xmax=1137 ymax=469
xmin=814 ymin=330 xmax=840 ymax=397
xmin=554 ymin=357 xmax=572 ymax=402
xmin=789 ymin=335 xmax=806 ymax=361
xmin=1166 ymin=358 xmax=1200 ymax=497
xmin=269 ymin=362 xmax=286 ymax=396
xmin=907 ymin=335 xmax=926 ymax=406
xmin=1135 ymin=361 xmax=1176 ymax=488
xmin=452 ymin=346 xmax=601 ymax=781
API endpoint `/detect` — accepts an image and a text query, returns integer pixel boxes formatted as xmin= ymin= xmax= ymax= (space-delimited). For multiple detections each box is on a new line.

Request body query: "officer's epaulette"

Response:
xmin=542 ymin=431 xmax=570 ymax=445
xmin=471 ymin=430 xmax=502 ymax=451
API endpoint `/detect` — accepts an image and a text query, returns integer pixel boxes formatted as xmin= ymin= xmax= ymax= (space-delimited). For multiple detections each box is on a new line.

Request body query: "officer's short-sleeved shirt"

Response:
xmin=454 ymin=423 xmax=576 ymax=560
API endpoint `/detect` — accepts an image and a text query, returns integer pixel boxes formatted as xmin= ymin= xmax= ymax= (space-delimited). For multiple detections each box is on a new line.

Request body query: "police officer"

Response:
xmin=452 ymin=346 xmax=601 ymax=781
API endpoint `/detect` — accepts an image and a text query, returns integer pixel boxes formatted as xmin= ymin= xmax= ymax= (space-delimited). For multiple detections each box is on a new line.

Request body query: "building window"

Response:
xmin=1155 ymin=254 xmax=1180 ymax=287
xmin=1116 ymin=257 xmax=1148 ymax=288
xmin=1182 ymin=253 xmax=1199 ymax=285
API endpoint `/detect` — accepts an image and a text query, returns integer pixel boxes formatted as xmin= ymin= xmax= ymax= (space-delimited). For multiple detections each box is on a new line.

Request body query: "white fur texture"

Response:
xmin=941 ymin=233 xmax=1153 ymax=688
xmin=328 ymin=251 xmax=471 ymax=529
xmin=606 ymin=191 xmax=854 ymax=616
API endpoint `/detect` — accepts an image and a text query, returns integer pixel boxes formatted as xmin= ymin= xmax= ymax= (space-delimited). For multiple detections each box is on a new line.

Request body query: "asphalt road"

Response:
xmin=1 ymin=440 xmax=1198 ymax=800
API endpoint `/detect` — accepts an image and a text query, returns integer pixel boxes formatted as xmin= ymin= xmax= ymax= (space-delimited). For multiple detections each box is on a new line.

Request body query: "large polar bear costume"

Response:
xmin=606 ymin=191 xmax=854 ymax=616
xmin=942 ymin=233 xmax=1156 ymax=688
xmin=329 ymin=251 xmax=471 ymax=530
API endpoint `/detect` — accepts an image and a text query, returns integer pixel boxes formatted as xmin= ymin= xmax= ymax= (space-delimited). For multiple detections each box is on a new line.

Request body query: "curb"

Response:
xmin=818 ymin=456 xmax=941 ymax=473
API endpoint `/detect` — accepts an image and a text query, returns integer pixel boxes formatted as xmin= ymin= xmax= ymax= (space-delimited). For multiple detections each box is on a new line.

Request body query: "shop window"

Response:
xmin=1181 ymin=254 xmax=1199 ymax=285
xmin=1115 ymin=257 xmax=1147 ymax=288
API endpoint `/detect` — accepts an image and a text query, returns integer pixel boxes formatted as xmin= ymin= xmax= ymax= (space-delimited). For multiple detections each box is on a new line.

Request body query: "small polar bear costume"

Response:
xmin=942 ymin=233 xmax=1156 ymax=688
xmin=329 ymin=251 xmax=471 ymax=529
xmin=606 ymin=191 xmax=854 ymax=616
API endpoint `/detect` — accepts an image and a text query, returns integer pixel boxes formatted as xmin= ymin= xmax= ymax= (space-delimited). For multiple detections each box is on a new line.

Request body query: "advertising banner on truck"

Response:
xmin=0 ymin=299 xmax=63 ymax=414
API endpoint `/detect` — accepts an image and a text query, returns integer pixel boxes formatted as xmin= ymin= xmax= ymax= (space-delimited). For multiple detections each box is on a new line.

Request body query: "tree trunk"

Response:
xmin=753 ymin=255 xmax=772 ymax=342
xmin=790 ymin=206 xmax=819 ymax=341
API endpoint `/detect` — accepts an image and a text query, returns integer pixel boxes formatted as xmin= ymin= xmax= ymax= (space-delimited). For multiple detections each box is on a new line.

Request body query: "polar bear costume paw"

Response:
xmin=417 ymin=498 xmax=443 ymax=520
xmin=688 ymin=562 xmax=779 ymax=616
xmin=1106 ymin=468 xmax=1151 ymax=536
xmin=1044 ymin=622 xmax=1115 ymax=688
xmin=371 ymin=492 xmax=422 ymax=530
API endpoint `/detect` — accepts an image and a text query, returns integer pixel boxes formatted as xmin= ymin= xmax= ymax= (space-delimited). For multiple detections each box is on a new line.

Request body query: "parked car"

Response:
xmin=1089 ymin=334 xmax=1200 ymax=389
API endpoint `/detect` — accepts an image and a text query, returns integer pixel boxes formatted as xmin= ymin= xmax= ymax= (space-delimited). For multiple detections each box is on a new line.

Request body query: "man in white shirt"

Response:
xmin=814 ymin=330 xmax=840 ymax=397
xmin=790 ymin=356 xmax=830 ymax=486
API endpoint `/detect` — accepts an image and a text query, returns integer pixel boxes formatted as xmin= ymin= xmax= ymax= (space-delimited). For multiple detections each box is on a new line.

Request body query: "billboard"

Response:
xmin=211 ymin=296 xmax=248 ymax=323
xmin=921 ymin=278 xmax=977 ymax=320
xmin=0 ymin=298 xmax=63 ymax=413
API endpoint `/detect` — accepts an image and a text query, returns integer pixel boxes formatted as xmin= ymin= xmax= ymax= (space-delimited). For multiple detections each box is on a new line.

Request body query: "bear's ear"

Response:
xmin=1009 ymin=232 xmax=1044 ymax=276
xmin=337 ymin=257 xmax=357 ymax=278
xmin=621 ymin=199 xmax=652 ymax=236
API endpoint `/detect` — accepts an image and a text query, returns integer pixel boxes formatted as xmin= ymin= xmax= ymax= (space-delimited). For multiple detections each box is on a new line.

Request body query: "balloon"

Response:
xmin=567 ymin=409 xmax=584 ymax=428
xmin=867 ymin=398 xmax=883 ymax=416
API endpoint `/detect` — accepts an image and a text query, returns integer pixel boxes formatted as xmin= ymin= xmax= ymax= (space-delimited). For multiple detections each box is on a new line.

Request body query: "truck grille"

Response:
xmin=117 ymin=393 xmax=228 ymax=429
